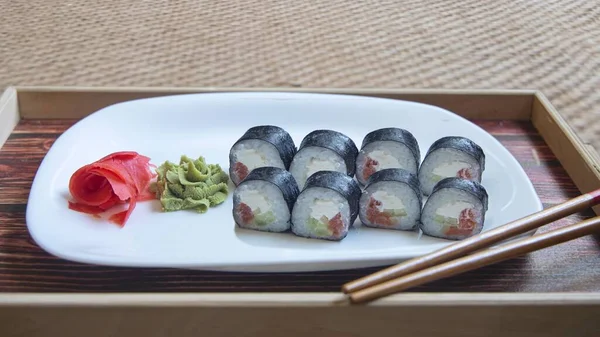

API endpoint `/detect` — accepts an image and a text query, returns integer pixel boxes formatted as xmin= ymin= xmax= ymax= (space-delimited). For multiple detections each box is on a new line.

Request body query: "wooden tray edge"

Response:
xmin=532 ymin=92 xmax=600 ymax=214
xmin=1 ymin=292 xmax=600 ymax=307
xmin=0 ymin=87 xmax=20 ymax=150
xmin=12 ymin=85 xmax=535 ymax=120
xmin=0 ymin=293 xmax=598 ymax=337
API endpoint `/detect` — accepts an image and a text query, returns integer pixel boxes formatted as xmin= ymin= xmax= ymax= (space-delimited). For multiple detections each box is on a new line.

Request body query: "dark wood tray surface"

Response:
xmin=1 ymin=119 xmax=599 ymax=293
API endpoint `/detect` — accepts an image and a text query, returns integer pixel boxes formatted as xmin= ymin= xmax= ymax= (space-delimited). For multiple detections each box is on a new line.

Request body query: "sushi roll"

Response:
xmin=289 ymin=130 xmax=358 ymax=190
xmin=418 ymin=136 xmax=485 ymax=195
xmin=291 ymin=171 xmax=361 ymax=241
xmin=359 ymin=168 xmax=422 ymax=231
xmin=233 ymin=167 xmax=300 ymax=233
xmin=229 ymin=125 xmax=296 ymax=186
xmin=420 ymin=177 xmax=488 ymax=240
xmin=356 ymin=128 xmax=420 ymax=185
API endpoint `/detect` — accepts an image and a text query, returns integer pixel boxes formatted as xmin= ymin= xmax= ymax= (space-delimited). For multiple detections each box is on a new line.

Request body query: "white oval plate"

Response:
xmin=26 ymin=92 xmax=542 ymax=272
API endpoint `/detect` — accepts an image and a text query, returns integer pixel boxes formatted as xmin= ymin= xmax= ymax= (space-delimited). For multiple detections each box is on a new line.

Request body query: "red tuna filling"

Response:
xmin=445 ymin=208 xmax=478 ymax=236
xmin=328 ymin=212 xmax=344 ymax=237
xmin=234 ymin=162 xmax=249 ymax=182
xmin=456 ymin=168 xmax=473 ymax=180
xmin=236 ymin=202 xmax=254 ymax=224
xmin=366 ymin=197 xmax=398 ymax=227
xmin=362 ymin=157 xmax=378 ymax=181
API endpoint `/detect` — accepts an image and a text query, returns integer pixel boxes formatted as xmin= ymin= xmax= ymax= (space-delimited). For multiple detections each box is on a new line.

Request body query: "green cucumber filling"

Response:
xmin=253 ymin=208 xmax=276 ymax=226
xmin=308 ymin=216 xmax=333 ymax=236
xmin=431 ymin=174 xmax=444 ymax=183
xmin=434 ymin=214 xmax=459 ymax=226
xmin=383 ymin=208 xmax=407 ymax=217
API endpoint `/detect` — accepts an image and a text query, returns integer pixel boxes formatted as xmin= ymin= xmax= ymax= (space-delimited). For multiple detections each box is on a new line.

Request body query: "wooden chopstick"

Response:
xmin=342 ymin=188 xmax=600 ymax=295
xmin=347 ymin=215 xmax=600 ymax=304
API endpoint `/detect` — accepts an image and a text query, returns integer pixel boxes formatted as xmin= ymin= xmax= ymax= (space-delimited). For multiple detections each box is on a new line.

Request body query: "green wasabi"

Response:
xmin=153 ymin=155 xmax=230 ymax=213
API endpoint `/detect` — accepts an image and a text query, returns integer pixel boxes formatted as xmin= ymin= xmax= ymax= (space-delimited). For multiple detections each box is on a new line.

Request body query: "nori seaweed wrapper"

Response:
xmin=431 ymin=177 xmax=489 ymax=211
xmin=423 ymin=136 xmax=485 ymax=170
xmin=303 ymin=170 xmax=362 ymax=224
xmin=238 ymin=166 xmax=300 ymax=211
xmin=298 ymin=129 xmax=359 ymax=176
xmin=230 ymin=125 xmax=297 ymax=168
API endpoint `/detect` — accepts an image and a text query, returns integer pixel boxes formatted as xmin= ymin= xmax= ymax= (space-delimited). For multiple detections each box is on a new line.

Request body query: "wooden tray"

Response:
xmin=1 ymin=87 xmax=599 ymax=337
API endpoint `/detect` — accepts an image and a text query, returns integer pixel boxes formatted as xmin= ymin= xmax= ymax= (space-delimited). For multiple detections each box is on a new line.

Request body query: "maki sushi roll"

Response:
xmin=229 ymin=125 xmax=296 ymax=185
xmin=356 ymin=128 xmax=420 ymax=185
xmin=418 ymin=136 xmax=485 ymax=195
xmin=291 ymin=171 xmax=361 ymax=241
xmin=420 ymin=177 xmax=488 ymax=240
xmin=289 ymin=130 xmax=358 ymax=190
xmin=233 ymin=167 xmax=300 ymax=233
xmin=359 ymin=168 xmax=423 ymax=231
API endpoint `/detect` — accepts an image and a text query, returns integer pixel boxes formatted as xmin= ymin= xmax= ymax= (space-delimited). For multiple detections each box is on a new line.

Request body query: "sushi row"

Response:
xmin=229 ymin=126 xmax=358 ymax=190
xmin=229 ymin=125 xmax=485 ymax=196
xmin=232 ymin=166 xmax=488 ymax=241
xmin=229 ymin=125 xmax=489 ymax=241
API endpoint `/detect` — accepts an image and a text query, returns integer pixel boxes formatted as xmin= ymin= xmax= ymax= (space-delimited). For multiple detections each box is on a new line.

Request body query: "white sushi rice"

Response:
xmin=356 ymin=141 xmax=419 ymax=185
xmin=359 ymin=181 xmax=421 ymax=230
xmin=420 ymin=188 xmax=484 ymax=240
xmin=289 ymin=147 xmax=346 ymax=190
xmin=233 ymin=180 xmax=291 ymax=232
xmin=418 ymin=148 xmax=482 ymax=195
xmin=230 ymin=139 xmax=285 ymax=184
xmin=291 ymin=187 xmax=351 ymax=240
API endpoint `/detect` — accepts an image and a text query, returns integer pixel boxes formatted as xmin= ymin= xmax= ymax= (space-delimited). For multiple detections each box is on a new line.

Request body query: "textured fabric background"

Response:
xmin=1 ymin=0 xmax=599 ymax=146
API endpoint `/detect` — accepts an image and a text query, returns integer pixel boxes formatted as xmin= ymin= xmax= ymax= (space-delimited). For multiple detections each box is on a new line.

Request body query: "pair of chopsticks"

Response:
xmin=341 ymin=189 xmax=600 ymax=304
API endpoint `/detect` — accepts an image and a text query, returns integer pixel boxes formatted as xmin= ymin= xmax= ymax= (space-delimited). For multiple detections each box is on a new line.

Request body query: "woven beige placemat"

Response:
xmin=1 ymin=0 xmax=599 ymax=146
